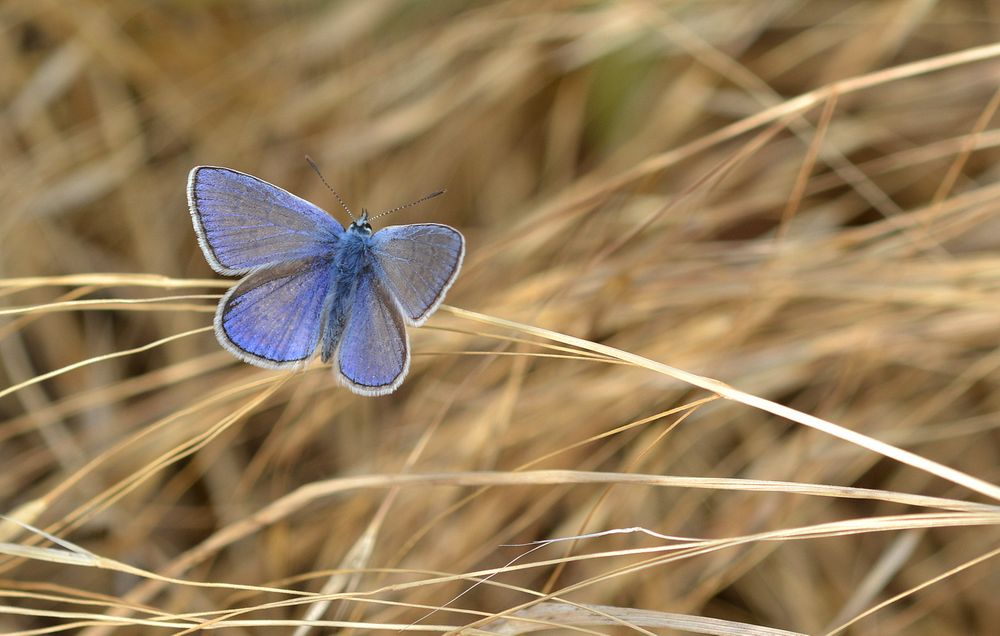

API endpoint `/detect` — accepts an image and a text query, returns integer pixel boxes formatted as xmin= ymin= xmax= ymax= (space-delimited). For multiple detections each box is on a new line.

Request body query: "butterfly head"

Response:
xmin=348 ymin=209 xmax=373 ymax=236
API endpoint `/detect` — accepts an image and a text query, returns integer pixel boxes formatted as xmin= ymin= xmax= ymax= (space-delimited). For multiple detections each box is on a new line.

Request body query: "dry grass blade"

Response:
xmin=483 ymin=601 xmax=808 ymax=635
xmin=443 ymin=306 xmax=1000 ymax=502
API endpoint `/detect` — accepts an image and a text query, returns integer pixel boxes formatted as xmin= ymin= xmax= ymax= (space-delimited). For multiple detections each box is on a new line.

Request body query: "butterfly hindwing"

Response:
xmin=188 ymin=167 xmax=343 ymax=275
xmin=336 ymin=270 xmax=409 ymax=396
xmin=216 ymin=256 xmax=335 ymax=368
xmin=369 ymin=224 xmax=464 ymax=325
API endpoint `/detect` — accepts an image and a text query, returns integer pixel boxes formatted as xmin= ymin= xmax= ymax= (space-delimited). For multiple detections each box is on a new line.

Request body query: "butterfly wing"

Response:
xmin=216 ymin=256 xmax=334 ymax=368
xmin=336 ymin=271 xmax=409 ymax=396
xmin=369 ymin=224 xmax=465 ymax=325
xmin=188 ymin=166 xmax=343 ymax=275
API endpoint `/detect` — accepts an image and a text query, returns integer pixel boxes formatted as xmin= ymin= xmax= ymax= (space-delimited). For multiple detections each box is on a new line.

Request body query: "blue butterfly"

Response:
xmin=187 ymin=166 xmax=465 ymax=396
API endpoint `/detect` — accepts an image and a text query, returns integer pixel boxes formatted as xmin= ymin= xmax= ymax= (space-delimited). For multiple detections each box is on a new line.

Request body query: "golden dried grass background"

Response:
xmin=2 ymin=1 xmax=1000 ymax=634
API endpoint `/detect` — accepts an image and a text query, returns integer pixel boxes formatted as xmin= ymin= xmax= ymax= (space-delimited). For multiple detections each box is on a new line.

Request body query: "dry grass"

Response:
xmin=2 ymin=1 xmax=1000 ymax=634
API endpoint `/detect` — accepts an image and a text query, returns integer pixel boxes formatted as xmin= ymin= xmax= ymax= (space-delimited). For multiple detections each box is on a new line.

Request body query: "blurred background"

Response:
xmin=2 ymin=1 xmax=999 ymax=634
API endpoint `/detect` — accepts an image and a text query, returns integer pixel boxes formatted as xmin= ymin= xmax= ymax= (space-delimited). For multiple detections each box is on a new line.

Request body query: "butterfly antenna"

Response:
xmin=369 ymin=189 xmax=446 ymax=221
xmin=305 ymin=155 xmax=356 ymax=221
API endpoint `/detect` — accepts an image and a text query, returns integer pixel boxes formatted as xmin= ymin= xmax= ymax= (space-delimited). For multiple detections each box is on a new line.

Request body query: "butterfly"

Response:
xmin=187 ymin=166 xmax=465 ymax=396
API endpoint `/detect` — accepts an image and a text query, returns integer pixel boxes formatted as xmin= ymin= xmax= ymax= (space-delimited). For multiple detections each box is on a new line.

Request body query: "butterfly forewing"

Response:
xmin=369 ymin=224 xmax=465 ymax=325
xmin=217 ymin=256 xmax=335 ymax=367
xmin=188 ymin=167 xmax=343 ymax=274
xmin=336 ymin=271 xmax=409 ymax=395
